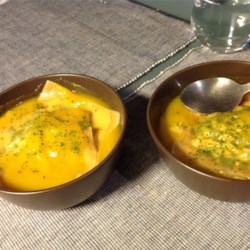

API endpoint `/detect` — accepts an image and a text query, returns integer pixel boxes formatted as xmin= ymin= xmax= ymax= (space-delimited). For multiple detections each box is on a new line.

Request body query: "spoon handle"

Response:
xmin=242 ymin=82 xmax=250 ymax=94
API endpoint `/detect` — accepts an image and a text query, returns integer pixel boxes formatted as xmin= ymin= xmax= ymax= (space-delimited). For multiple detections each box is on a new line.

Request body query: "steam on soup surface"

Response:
xmin=159 ymin=94 xmax=250 ymax=180
xmin=0 ymin=80 xmax=121 ymax=191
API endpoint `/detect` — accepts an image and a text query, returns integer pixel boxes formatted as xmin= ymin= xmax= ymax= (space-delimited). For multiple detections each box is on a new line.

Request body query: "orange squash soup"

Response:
xmin=159 ymin=95 xmax=250 ymax=180
xmin=0 ymin=80 xmax=121 ymax=191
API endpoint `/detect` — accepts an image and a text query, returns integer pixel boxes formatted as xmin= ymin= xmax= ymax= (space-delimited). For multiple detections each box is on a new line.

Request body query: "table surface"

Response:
xmin=1 ymin=1 xmax=250 ymax=249
xmin=129 ymin=0 xmax=194 ymax=21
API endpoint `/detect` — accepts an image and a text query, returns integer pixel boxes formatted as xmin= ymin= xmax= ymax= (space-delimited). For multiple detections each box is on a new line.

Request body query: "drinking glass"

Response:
xmin=191 ymin=0 xmax=250 ymax=53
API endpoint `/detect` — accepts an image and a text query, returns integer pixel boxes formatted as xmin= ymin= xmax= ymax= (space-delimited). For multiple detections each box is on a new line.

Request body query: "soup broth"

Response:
xmin=160 ymin=95 xmax=250 ymax=180
xmin=0 ymin=80 xmax=121 ymax=191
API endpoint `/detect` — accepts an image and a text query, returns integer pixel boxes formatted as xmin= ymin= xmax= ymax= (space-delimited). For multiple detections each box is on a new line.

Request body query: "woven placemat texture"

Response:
xmin=1 ymin=0 xmax=250 ymax=249
xmin=0 ymin=0 xmax=194 ymax=90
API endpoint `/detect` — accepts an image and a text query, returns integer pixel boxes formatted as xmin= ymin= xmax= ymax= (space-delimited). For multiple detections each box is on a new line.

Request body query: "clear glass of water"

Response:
xmin=191 ymin=0 xmax=250 ymax=53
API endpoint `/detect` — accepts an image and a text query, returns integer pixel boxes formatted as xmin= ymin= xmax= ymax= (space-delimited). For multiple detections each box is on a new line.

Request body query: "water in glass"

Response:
xmin=191 ymin=0 xmax=250 ymax=53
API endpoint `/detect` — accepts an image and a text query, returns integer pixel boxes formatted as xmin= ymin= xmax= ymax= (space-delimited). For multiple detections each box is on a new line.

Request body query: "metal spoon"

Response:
xmin=180 ymin=77 xmax=250 ymax=114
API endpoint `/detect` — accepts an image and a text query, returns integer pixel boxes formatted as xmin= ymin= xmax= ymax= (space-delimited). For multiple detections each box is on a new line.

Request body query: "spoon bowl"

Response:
xmin=180 ymin=77 xmax=250 ymax=114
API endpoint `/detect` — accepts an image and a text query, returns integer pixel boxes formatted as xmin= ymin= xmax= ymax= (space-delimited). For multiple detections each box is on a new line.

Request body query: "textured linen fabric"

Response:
xmin=0 ymin=0 xmax=194 ymax=91
xmin=1 ymin=0 xmax=250 ymax=250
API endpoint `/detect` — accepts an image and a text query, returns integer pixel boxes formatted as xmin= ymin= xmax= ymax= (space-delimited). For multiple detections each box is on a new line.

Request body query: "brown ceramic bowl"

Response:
xmin=0 ymin=74 xmax=127 ymax=210
xmin=147 ymin=60 xmax=250 ymax=202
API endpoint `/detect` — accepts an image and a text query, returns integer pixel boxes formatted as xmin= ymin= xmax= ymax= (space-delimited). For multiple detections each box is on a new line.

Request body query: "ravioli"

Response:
xmin=0 ymin=80 xmax=120 ymax=191
xmin=38 ymin=80 xmax=120 ymax=156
